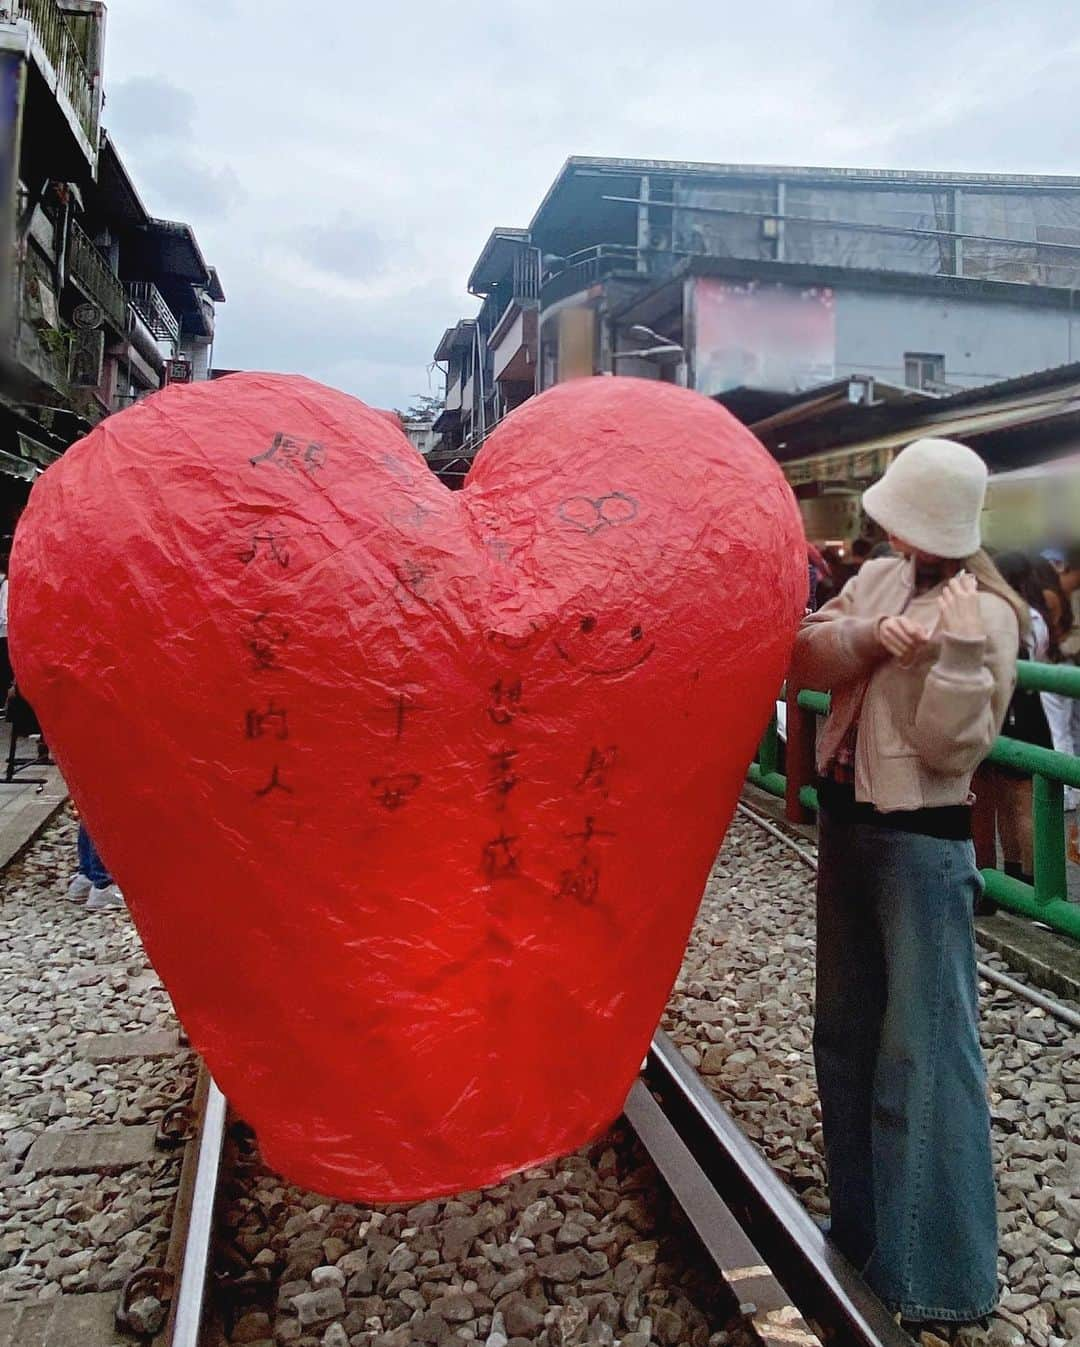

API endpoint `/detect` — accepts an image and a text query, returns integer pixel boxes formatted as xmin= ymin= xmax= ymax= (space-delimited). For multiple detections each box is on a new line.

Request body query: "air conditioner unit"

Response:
xmin=164 ymin=358 xmax=193 ymax=385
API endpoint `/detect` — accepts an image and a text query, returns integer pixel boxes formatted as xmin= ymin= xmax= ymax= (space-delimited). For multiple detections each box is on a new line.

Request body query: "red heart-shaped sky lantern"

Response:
xmin=11 ymin=373 xmax=805 ymax=1200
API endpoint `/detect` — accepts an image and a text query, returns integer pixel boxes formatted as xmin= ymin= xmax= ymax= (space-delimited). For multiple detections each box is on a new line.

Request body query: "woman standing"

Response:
xmin=792 ymin=438 xmax=1022 ymax=1325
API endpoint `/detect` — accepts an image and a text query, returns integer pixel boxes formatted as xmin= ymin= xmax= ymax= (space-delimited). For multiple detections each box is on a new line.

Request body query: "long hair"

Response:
xmin=969 ymin=549 xmax=1030 ymax=643
xmin=964 ymin=552 xmax=1028 ymax=646
xmin=1030 ymin=553 xmax=1073 ymax=656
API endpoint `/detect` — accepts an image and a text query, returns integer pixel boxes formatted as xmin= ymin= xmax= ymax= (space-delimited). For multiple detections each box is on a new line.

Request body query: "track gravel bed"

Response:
xmin=662 ymin=812 xmax=1080 ymax=1347
xmin=7 ymin=807 xmax=1077 ymax=1347
xmin=209 ymin=1120 xmax=753 ymax=1347
xmin=0 ymin=812 xmax=197 ymax=1308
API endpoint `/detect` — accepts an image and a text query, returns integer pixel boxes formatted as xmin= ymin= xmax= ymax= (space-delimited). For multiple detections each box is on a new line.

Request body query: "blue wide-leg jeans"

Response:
xmin=814 ymin=807 xmax=998 ymax=1322
xmin=77 ymin=822 xmax=113 ymax=890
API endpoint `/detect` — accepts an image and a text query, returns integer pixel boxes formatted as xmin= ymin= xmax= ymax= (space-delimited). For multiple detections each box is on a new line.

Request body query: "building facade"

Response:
xmin=0 ymin=0 xmax=224 ymax=538
xmin=429 ymin=157 xmax=1080 ymax=479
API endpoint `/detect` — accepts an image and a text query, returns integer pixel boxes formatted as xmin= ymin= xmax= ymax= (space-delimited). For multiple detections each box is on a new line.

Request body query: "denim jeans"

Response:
xmin=814 ymin=808 xmax=999 ymax=1322
xmin=77 ymin=822 xmax=113 ymax=890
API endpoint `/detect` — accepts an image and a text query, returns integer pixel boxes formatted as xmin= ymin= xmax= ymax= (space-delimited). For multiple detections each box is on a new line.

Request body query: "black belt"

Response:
xmin=817 ymin=779 xmax=972 ymax=841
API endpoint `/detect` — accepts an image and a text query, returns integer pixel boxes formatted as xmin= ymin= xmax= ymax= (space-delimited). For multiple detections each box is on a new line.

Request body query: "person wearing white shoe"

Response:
xmin=86 ymin=883 xmax=124 ymax=911
xmin=65 ymin=871 xmax=92 ymax=902
xmin=68 ymin=822 xmax=124 ymax=912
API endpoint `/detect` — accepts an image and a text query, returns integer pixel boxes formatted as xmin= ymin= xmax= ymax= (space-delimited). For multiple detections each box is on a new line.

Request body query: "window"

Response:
xmin=904 ymin=352 xmax=945 ymax=391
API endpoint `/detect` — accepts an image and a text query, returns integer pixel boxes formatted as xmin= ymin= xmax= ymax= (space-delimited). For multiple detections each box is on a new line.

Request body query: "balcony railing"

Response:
xmin=68 ymin=218 xmax=127 ymax=333
xmin=540 ymin=244 xmax=641 ymax=309
xmin=127 ymin=281 xmax=180 ymax=348
xmin=512 ymin=247 xmax=540 ymax=303
xmin=1 ymin=0 xmax=99 ymax=151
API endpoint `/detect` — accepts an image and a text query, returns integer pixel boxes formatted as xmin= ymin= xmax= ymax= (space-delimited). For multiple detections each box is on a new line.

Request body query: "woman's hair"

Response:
xmin=965 ymin=549 xmax=1031 ymax=640
xmin=1030 ymin=553 xmax=1073 ymax=651
xmin=867 ymin=541 xmax=895 ymax=560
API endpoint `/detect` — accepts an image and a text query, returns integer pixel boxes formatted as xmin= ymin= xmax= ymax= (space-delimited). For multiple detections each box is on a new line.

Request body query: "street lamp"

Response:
xmin=629 ymin=324 xmax=673 ymax=345
xmin=612 ymin=323 xmax=687 ymax=384
xmin=611 ymin=345 xmax=685 ymax=361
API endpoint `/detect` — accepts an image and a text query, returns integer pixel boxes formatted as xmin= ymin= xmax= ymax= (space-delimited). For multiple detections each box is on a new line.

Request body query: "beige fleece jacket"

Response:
xmin=791 ymin=556 xmax=1019 ymax=813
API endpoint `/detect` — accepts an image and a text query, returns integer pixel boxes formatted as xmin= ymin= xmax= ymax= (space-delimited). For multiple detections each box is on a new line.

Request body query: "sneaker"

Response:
xmin=86 ymin=884 xmax=125 ymax=912
xmin=65 ymin=873 xmax=92 ymax=903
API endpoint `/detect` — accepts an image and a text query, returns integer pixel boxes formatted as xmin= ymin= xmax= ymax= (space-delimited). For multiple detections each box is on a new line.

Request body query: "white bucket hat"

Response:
xmin=861 ymin=437 xmax=987 ymax=559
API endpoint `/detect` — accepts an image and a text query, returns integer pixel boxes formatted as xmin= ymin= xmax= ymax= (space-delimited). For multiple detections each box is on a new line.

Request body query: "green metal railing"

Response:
xmin=748 ymin=661 xmax=1080 ymax=941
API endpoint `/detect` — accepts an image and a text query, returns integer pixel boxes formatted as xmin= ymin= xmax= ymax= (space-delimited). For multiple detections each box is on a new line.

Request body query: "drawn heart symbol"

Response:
xmin=11 ymin=374 xmax=805 ymax=1200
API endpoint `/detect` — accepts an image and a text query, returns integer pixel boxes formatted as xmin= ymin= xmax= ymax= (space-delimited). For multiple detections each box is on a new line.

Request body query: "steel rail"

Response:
xmin=167 ymin=1076 xmax=227 ymax=1347
xmin=738 ymin=797 xmax=1080 ymax=1029
xmin=625 ymin=1077 xmax=823 ymax=1347
xmin=636 ymin=1034 xmax=914 ymax=1347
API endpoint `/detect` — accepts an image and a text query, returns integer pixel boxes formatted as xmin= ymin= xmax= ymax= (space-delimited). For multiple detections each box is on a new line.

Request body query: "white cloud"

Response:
xmin=97 ymin=0 xmax=1080 ymax=405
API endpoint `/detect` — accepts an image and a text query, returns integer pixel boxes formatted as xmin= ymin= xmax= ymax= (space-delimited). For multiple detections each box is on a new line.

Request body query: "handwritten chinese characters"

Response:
xmin=240 ymin=531 xmax=290 ymax=569
xmin=245 ymin=700 xmax=289 ymax=742
xmin=243 ymin=613 xmax=290 ymax=673
xmin=250 ymin=432 xmax=327 ymax=478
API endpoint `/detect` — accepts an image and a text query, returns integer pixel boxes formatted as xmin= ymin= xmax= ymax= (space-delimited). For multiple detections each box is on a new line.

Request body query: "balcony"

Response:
xmin=491 ymin=307 xmax=538 ymax=387
xmin=488 ymin=248 xmax=540 ymax=388
xmin=1 ymin=0 xmax=100 ymax=165
xmin=68 ymin=218 xmax=127 ymax=333
xmin=539 ymin=244 xmax=641 ymax=310
xmin=127 ymin=281 xmax=180 ymax=348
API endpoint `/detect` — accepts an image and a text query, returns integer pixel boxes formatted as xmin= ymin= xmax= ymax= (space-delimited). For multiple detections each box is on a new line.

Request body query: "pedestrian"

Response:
xmin=806 ymin=543 xmax=831 ymax=612
xmin=1057 ymin=544 xmax=1080 ymax=631
xmin=969 ymin=551 xmax=1053 ymax=886
xmin=1049 ymin=543 xmax=1080 ymax=851
xmin=0 ymin=560 xmax=10 ymax=702
xmin=791 ymin=437 xmax=1022 ymax=1325
xmin=66 ymin=819 xmax=124 ymax=911
xmin=1031 ymin=553 xmax=1071 ymax=650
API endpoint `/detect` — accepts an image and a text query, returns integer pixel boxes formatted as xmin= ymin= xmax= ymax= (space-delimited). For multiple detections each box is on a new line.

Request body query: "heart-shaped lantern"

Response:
xmin=11 ymin=373 xmax=805 ymax=1199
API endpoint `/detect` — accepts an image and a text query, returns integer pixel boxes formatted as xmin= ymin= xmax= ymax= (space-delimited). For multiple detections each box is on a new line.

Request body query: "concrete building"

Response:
xmin=429 ymin=157 xmax=1080 ymax=474
xmin=0 ymin=0 xmax=224 ymax=534
xmin=401 ymin=417 xmax=437 ymax=457
xmin=429 ymin=230 xmax=540 ymax=478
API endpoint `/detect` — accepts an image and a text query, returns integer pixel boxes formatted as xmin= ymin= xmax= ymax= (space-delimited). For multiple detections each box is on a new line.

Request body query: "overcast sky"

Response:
xmin=101 ymin=0 xmax=1080 ymax=411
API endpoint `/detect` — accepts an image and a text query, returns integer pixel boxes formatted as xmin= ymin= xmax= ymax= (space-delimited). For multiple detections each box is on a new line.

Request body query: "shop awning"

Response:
xmin=781 ymin=386 xmax=1080 ymax=486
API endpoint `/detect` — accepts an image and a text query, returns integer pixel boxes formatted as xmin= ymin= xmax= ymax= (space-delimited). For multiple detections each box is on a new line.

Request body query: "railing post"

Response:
xmin=758 ymin=714 xmax=780 ymax=779
xmin=1032 ymin=773 xmax=1067 ymax=905
xmin=785 ymin=684 xmax=816 ymax=825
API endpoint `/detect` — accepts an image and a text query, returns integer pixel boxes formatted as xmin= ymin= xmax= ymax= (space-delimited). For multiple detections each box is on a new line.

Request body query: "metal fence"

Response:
xmin=128 ymin=281 xmax=180 ymax=347
xmin=5 ymin=0 xmax=98 ymax=148
xmin=749 ymin=660 xmax=1080 ymax=941
xmin=68 ymin=218 xmax=127 ymax=333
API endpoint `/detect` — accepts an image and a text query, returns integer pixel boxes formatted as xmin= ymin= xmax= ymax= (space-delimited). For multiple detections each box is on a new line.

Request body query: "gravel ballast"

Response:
xmin=0 ymin=812 xmax=197 ymax=1307
xmin=663 ymin=810 xmax=1079 ymax=1347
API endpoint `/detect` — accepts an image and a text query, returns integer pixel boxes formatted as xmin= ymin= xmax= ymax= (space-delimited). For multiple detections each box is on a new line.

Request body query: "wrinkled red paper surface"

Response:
xmin=11 ymin=373 xmax=805 ymax=1199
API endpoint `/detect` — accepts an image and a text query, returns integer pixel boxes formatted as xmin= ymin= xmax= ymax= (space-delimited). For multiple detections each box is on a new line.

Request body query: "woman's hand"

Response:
xmin=939 ymin=572 xmax=984 ymax=640
xmin=878 ymin=615 xmax=930 ymax=660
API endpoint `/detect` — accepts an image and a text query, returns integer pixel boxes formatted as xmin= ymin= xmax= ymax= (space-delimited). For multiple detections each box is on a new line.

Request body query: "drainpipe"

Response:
xmin=53 ymin=184 xmax=72 ymax=295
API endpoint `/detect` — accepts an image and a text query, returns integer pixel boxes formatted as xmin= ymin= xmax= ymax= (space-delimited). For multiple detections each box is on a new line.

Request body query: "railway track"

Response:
xmin=6 ymin=807 xmax=1079 ymax=1345
xmin=162 ymin=805 xmax=1080 ymax=1346
xmin=162 ymin=1042 xmax=913 ymax=1347
xmin=628 ymin=1035 xmax=912 ymax=1347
